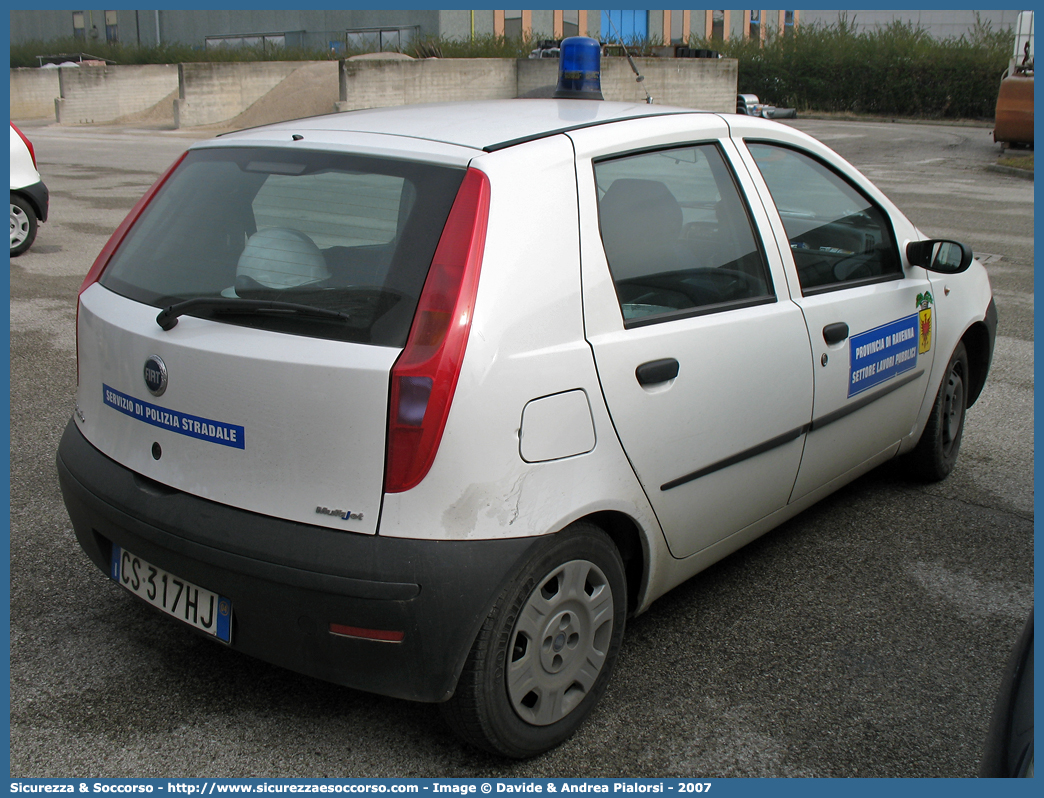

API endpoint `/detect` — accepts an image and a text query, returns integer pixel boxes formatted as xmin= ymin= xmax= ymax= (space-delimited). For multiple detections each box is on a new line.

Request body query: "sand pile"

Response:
xmin=224 ymin=61 xmax=340 ymax=130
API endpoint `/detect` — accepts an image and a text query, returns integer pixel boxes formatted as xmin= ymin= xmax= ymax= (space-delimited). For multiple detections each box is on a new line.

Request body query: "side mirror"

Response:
xmin=906 ymin=239 xmax=974 ymax=274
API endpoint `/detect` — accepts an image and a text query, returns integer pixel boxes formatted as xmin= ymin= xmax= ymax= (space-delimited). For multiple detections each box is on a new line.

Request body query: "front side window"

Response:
xmin=747 ymin=142 xmax=901 ymax=294
xmin=99 ymin=147 xmax=465 ymax=346
xmin=594 ymin=143 xmax=774 ymax=326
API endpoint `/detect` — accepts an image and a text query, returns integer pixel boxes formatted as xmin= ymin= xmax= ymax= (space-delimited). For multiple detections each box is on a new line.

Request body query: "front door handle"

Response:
xmin=823 ymin=322 xmax=850 ymax=345
xmin=636 ymin=358 xmax=680 ymax=386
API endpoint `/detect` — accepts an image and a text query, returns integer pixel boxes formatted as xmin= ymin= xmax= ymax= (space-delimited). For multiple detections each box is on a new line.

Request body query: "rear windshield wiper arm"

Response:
xmin=156 ymin=297 xmax=353 ymax=331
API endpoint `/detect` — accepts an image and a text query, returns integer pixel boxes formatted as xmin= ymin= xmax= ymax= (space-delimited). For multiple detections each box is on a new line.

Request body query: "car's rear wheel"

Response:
xmin=11 ymin=194 xmax=37 ymax=256
xmin=906 ymin=341 xmax=969 ymax=481
xmin=441 ymin=523 xmax=626 ymax=758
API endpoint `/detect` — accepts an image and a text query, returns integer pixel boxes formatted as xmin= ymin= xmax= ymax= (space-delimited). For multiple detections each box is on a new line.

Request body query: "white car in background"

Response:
xmin=10 ymin=122 xmax=49 ymax=256
xmin=57 ymin=95 xmax=997 ymax=758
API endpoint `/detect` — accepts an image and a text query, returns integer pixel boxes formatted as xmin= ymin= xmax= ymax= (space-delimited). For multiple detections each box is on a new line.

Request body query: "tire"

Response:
xmin=11 ymin=194 xmax=37 ymax=256
xmin=906 ymin=341 xmax=969 ymax=482
xmin=441 ymin=523 xmax=627 ymax=758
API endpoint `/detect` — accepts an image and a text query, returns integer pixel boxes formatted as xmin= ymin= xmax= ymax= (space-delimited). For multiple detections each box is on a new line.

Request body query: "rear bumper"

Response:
xmin=14 ymin=179 xmax=49 ymax=223
xmin=56 ymin=419 xmax=540 ymax=703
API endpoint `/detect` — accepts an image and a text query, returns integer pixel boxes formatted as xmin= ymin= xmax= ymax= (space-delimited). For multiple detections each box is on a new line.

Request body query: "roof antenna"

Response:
xmin=603 ymin=11 xmax=653 ymax=103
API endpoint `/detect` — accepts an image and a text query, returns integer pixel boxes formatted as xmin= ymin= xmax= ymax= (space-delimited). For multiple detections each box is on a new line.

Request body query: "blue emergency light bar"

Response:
xmin=553 ymin=36 xmax=604 ymax=100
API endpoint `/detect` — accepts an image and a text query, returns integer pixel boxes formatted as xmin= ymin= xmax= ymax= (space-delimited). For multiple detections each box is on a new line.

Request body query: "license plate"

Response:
xmin=111 ymin=545 xmax=232 ymax=643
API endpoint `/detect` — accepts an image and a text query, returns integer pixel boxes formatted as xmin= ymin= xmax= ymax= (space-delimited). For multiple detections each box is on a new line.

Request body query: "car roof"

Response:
xmin=219 ymin=99 xmax=715 ymax=153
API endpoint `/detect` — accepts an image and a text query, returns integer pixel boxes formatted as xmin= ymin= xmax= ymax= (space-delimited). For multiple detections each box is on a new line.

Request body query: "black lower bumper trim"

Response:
xmin=16 ymin=179 xmax=48 ymax=223
xmin=56 ymin=419 xmax=541 ymax=703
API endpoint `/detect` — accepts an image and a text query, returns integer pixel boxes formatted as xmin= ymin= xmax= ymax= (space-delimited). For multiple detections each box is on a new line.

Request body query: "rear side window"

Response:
xmin=746 ymin=142 xmax=901 ymax=294
xmin=593 ymin=143 xmax=774 ymax=327
xmin=99 ymin=147 xmax=465 ymax=346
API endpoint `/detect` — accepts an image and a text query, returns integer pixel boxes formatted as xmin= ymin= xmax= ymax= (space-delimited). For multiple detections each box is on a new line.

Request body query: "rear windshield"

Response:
xmin=99 ymin=147 xmax=466 ymax=346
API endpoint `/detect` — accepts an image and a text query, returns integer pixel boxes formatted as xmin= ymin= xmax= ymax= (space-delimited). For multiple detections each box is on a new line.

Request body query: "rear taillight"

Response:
xmin=11 ymin=124 xmax=37 ymax=170
xmin=384 ymin=168 xmax=491 ymax=493
xmin=75 ymin=152 xmax=188 ymax=384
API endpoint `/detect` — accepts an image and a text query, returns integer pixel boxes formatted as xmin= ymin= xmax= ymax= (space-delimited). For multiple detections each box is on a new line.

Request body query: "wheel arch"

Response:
xmin=961 ymin=319 xmax=994 ymax=409
xmin=578 ymin=510 xmax=649 ymax=615
xmin=11 ymin=188 xmax=42 ymax=221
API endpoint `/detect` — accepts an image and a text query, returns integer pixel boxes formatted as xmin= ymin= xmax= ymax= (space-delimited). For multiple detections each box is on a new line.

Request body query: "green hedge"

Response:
xmin=709 ymin=16 xmax=1013 ymax=119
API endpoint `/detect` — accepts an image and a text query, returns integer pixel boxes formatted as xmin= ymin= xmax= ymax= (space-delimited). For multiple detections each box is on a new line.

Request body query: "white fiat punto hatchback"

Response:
xmin=58 ymin=94 xmax=996 ymax=757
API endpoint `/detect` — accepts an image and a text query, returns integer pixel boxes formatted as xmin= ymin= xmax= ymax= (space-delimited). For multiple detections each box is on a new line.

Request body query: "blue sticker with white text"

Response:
xmin=848 ymin=315 xmax=919 ymax=397
xmin=103 ymin=384 xmax=245 ymax=449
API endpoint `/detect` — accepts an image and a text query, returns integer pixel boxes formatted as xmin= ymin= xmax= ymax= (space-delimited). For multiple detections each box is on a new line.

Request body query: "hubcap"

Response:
xmin=507 ymin=559 xmax=614 ymax=726
xmin=941 ymin=364 xmax=965 ymax=452
xmin=11 ymin=203 xmax=29 ymax=249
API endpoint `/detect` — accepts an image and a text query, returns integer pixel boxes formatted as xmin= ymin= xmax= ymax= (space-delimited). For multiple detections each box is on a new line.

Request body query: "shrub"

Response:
xmin=701 ymin=14 xmax=1013 ymax=119
xmin=406 ymin=33 xmax=540 ymax=60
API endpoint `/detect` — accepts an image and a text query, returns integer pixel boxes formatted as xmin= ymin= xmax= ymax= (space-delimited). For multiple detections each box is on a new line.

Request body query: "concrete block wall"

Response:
xmin=11 ymin=55 xmax=737 ymax=128
xmin=517 ymin=57 xmax=737 ymax=111
xmin=336 ymin=58 xmax=517 ymax=112
xmin=9 ymin=68 xmax=61 ymax=119
xmin=516 ymin=59 xmax=559 ymax=98
xmin=602 ymin=58 xmax=737 ymax=110
xmin=174 ymin=61 xmax=323 ymax=128
xmin=54 ymin=64 xmax=179 ymax=124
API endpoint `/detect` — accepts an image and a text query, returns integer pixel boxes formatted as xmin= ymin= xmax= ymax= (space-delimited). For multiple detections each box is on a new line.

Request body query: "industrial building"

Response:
xmin=9 ymin=9 xmax=1025 ymax=53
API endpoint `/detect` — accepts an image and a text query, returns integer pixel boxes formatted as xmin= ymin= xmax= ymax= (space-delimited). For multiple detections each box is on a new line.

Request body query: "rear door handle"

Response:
xmin=823 ymin=322 xmax=850 ymax=345
xmin=636 ymin=358 xmax=680 ymax=386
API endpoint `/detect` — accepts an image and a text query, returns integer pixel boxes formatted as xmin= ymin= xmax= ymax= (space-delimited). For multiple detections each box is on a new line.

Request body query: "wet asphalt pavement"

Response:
xmin=8 ymin=116 xmax=1033 ymax=778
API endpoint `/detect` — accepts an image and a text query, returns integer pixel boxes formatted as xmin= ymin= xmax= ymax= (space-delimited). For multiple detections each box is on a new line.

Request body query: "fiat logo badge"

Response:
xmin=144 ymin=355 xmax=168 ymax=397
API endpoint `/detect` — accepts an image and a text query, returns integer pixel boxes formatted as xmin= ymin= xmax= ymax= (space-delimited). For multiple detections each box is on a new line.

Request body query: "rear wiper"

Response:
xmin=156 ymin=297 xmax=353 ymax=331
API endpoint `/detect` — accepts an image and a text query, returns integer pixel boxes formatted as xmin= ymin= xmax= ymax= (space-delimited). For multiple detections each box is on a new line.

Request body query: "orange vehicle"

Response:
xmin=994 ymin=12 xmax=1033 ymax=148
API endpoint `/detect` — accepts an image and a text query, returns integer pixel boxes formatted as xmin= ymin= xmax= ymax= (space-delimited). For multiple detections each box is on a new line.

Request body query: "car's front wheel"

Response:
xmin=906 ymin=341 xmax=969 ymax=481
xmin=11 ymin=194 xmax=37 ymax=256
xmin=442 ymin=523 xmax=627 ymax=758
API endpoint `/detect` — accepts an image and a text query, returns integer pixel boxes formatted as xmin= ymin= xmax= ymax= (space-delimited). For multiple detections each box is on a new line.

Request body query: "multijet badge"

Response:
xmin=144 ymin=355 xmax=168 ymax=397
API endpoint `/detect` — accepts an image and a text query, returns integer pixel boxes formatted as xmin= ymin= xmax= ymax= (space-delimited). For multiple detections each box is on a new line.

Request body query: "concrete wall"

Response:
xmin=605 ymin=57 xmax=736 ymax=109
xmin=337 ymin=56 xmax=735 ymax=113
xmin=54 ymin=64 xmax=179 ymax=124
xmin=174 ymin=61 xmax=323 ymax=128
xmin=10 ymin=68 xmax=61 ymax=119
xmin=516 ymin=57 xmax=736 ymax=111
xmin=336 ymin=58 xmax=518 ymax=112
xmin=10 ymin=55 xmax=737 ymax=127
xmin=516 ymin=60 xmax=560 ymax=99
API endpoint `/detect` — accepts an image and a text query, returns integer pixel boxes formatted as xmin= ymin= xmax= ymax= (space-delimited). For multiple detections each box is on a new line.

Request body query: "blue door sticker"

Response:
xmin=848 ymin=315 xmax=919 ymax=397
xmin=103 ymin=384 xmax=245 ymax=449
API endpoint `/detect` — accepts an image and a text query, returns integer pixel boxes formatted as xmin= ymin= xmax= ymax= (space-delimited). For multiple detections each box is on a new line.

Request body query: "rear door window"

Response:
xmin=99 ymin=147 xmax=465 ymax=346
xmin=593 ymin=143 xmax=774 ymax=326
